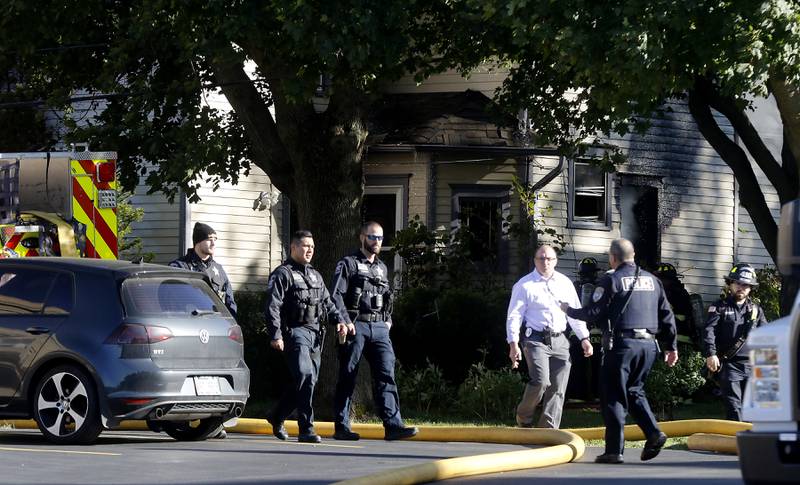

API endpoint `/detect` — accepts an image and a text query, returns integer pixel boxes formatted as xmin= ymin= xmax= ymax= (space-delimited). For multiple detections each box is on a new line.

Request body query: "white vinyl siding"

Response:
xmin=129 ymin=165 xmax=283 ymax=292
xmin=190 ymin=165 xmax=282 ymax=292
xmin=534 ymin=101 xmax=739 ymax=304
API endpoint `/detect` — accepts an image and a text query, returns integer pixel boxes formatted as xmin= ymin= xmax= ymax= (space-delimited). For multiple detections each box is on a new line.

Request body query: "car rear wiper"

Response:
xmin=191 ymin=308 xmax=217 ymax=316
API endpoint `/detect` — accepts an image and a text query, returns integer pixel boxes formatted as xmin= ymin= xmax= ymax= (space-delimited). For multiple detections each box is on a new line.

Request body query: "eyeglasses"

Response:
xmin=536 ymin=256 xmax=557 ymax=262
xmin=366 ymin=234 xmax=384 ymax=241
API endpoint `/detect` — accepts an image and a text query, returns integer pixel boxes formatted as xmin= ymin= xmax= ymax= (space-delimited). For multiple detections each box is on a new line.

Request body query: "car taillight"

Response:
xmin=228 ymin=325 xmax=243 ymax=344
xmin=106 ymin=324 xmax=173 ymax=344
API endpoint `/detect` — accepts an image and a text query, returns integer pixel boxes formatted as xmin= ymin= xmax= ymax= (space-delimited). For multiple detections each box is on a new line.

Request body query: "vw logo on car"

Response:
xmin=199 ymin=329 xmax=210 ymax=344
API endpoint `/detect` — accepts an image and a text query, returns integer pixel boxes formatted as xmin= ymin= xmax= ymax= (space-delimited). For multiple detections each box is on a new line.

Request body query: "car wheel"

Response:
xmin=33 ymin=365 xmax=103 ymax=445
xmin=160 ymin=417 xmax=225 ymax=441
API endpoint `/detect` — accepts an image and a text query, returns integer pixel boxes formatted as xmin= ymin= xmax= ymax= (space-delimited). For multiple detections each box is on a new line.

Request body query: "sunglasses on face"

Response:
xmin=366 ymin=234 xmax=384 ymax=241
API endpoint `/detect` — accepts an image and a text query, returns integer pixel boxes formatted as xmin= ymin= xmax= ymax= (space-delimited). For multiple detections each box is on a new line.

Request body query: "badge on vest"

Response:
xmin=525 ymin=327 xmax=532 ymax=338
xmin=592 ymin=287 xmax=604 ymax=302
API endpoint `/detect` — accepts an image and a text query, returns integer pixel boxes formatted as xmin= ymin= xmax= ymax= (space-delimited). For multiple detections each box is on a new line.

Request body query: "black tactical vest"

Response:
xmin=344 ymin=257 xmax=391 ymax=318
xmin=283 ymin=266 xmax=326 ymax=327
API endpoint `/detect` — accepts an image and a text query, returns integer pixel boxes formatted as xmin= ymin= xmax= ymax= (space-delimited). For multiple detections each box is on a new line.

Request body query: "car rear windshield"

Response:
xmin=121 ymin=276 xmax=231 ymax=318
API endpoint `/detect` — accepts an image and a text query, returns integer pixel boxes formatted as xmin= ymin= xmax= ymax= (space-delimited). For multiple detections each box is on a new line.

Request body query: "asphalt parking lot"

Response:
xmin=0 ymin=428 xmax=743 ymax=484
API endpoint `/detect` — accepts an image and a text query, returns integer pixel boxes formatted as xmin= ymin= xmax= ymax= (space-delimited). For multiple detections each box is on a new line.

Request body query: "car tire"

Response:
xmin=160 ymin=417 xmax=225 ymax=441
xmin=33 ymin=365 xmax=103 ymax=445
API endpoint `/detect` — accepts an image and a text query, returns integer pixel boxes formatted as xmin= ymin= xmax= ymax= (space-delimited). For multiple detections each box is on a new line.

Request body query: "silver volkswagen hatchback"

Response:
xmin=0 ymin=258 xmax=249 ymax=444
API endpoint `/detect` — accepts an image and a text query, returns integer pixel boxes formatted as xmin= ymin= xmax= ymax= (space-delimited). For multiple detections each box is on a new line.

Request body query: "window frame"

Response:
xmin=450 ymin=184 xmax=512 ymax=271
xmin=364 ymin=175 xmax=409 ymax=277
xmin=567 ymin=159 xmax=612 ymax=230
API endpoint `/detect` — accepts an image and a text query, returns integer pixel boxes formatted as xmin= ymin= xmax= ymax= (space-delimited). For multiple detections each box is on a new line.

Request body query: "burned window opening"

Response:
xmin=450 ymin=185 xmax=511 ymax=271
xmin=569 ymin=160 xmax=611 ymax=230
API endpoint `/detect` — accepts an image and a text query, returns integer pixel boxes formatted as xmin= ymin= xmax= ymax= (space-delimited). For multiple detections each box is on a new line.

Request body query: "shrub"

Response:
xmin=396 ymin=360 xmax=454 ymax=416
xmin=752 ymin=266 xmax=781 ymax=321
xmin=644 ymin=344 xmax=706 ymax=420
xmin=235 ymin=291 xmax=288 ymax=401
xmin=455 ymin=362 xmax=526 ymax=422
xmin=392 ymin=287 xmax=510 ymax=383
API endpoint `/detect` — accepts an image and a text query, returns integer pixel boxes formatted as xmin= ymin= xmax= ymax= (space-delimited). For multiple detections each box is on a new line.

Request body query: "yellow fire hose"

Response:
xmin=0 ymin=417 xmax=748 ymax=484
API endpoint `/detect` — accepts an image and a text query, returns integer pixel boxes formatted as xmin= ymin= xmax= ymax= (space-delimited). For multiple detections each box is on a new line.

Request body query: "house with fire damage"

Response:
xmin=127 ymin=65 xmax=782 ymax=307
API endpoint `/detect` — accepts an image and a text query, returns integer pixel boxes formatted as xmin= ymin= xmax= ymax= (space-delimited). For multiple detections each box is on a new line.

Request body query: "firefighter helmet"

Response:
xmin=725 ymin=263 xmax=759 ymax=287
xmin=578 ymin=257 xmax=599 ymax=274
xmin=654 ymin=262 xmax=679 ymax=279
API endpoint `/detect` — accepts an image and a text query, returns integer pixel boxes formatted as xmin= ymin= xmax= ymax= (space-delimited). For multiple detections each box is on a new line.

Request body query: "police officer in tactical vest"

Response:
xmin=170 ymin=222 xmax=237 ymax=318
xmin=561 ymin=238 xmax=678 ymax=464
xmin=329 ymin=221 xmax=418 ymax=441
xmin=265 ymin=230 xmax=346 ymax=443
xmin=703 ymin=263 xmax=767 ymax=421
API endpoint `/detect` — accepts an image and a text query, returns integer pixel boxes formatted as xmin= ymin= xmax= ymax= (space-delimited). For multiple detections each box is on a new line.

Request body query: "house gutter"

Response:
xmin=367 ymin=144 xmax=564 ymax=190
xmin=368 ymin=144 xmax=558 ymax=157
xmin=367 ymin=143 xmax=565 ymax=231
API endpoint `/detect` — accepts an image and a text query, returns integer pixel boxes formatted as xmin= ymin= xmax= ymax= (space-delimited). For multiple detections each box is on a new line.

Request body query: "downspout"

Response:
xmin=427 ymin=153 xmax=437 ymax=230
xmin=178 ymin=190 xmax=191 ymax=257
xmin=527 ymin=155 xmax=566 ymax=258
xmin=732 ymin=132 xmax=740 ymax=265
xmin=530 ymin=155 xmax=565 ymax=192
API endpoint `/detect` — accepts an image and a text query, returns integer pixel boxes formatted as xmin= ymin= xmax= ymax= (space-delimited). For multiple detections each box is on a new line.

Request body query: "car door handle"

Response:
xmin=26 ymin=327 xmax=51 ymax=335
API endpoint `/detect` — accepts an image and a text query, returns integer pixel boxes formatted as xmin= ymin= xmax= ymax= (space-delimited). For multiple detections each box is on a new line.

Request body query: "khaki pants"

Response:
xmin=516 ymin=333 xmax=571 ymax=428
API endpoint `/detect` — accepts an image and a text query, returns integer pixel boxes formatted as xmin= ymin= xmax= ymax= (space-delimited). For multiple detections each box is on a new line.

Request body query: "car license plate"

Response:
xmin=194 ymin=376 xmax=221 ymax=396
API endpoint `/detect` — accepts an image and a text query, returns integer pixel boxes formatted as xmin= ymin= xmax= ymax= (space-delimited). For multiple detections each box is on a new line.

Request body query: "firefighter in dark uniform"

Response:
xmin=703 ymin=263 xmax=767 ymax=421
xmin=561 ymin=238 xmax=678 ymax=464
xmin=330 ymin=221 xmax=418 ymax=441
xmin=653 ymin=262 xmax=696 ymax=347
xmin=574 ymin=257 xmax=601 ymax=299
xmin=170 ymin=222 xmax=237 ymax=318
xmin=567 ymin=257 xmax=603 ymax=401
xmin=265 ymin=230 xmax=347 ymax=443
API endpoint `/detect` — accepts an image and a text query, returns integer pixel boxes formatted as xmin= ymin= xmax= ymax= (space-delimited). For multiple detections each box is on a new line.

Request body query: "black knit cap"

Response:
xmin=192 ymin=222 xmax=216 ymax=245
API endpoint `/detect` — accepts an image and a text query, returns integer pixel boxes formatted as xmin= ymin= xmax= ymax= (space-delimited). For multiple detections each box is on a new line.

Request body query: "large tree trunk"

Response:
xmin=214 ymin=53 xmax=376 ymax=419
xmin=273 ymin=92 xmax=375 ymax=420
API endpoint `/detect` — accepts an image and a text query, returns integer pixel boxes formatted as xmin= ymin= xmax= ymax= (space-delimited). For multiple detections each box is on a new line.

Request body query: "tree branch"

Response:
xmin=770 ymin=77 xmax=800 ymax=196
xmin=695 ymin=77 xmax=794 ymax=203
xmin=208 ymin=46 xmax=294 ymax=194
xmin=689 ymin=80 xmax=778 ymax=262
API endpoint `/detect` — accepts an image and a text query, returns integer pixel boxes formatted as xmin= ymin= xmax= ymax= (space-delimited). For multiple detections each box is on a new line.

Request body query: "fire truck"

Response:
xmin=737 ymin=198 xmax=800 ymax=483
xmin=0 ymin=148 xmax=118 ymax=259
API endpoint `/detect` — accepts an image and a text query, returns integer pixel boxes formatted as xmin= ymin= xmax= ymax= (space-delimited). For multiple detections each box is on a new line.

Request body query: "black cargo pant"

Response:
xmin=600 ymin=337 xmax=661 ymax=455
xmin=271 ymin=326 xmax=322 ymax=433
xmin=719 ymin=359 xmax=749 ymax=421
xmin=334 ymin=320 xmax=403 ymax=431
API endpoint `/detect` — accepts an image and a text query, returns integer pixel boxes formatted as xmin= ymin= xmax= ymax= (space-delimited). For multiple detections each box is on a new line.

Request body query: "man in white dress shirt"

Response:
xmin=507 ymin=245 xmax=593 ymax=428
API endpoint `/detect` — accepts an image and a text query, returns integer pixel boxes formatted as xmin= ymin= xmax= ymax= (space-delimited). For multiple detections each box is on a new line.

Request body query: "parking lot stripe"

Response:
xmin=0 ymin=446 xmax=120 ymax=456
